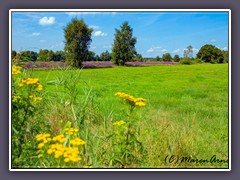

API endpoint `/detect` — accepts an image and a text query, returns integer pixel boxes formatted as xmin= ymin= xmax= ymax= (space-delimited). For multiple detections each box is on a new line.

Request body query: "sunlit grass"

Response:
xmin=20 ymin=63 xmax=228 ymax=168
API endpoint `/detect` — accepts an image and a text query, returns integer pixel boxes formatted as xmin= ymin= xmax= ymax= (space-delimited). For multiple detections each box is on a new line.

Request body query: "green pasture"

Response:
xmin=25 ymin=63 xmax=228 ymax=168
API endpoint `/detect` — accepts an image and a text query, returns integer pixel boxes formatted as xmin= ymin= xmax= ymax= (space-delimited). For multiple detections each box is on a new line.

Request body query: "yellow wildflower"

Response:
xmin=38 ymin=84 xmax=43 ymax=91
xmin=12 ymin=65 xmax=22 ymax=75
xmin=38 ymin=143 xmax=45 ymax=149
xmin=113 ymin=120 xmax=126 ymax=126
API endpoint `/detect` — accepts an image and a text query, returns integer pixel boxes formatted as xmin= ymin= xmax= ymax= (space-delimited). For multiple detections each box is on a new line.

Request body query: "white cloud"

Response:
xmin=93 ymin=31 xmax=107 ymax=37
xmin=222 ymin=47 xmax=228 ymax=51
xmin=39 ymin=16 xmax=56 ymax=26
xmin=103 ymin=45 xmax=112 ymax=49
xmin=192 ymin=48 xmax=199 ymax=52
xmin=161 ymin=49 xmax=167 ymax=52
xmin=147 ymin=48 xmax=154 ymax=53
xmin=173 ymin=49 xmax=180 ymax=53
xmin=32 ymin=32 xmax=40 ymax=36
xmin=89 ymin=25 xmax=99 ymax=30
xmin=40 ymin=40 xmax=47 ymax=43
xmin=210 ymin=39 xmax=217 ymax=42
xmin=147 ymin=46 xmax=161 ymax=53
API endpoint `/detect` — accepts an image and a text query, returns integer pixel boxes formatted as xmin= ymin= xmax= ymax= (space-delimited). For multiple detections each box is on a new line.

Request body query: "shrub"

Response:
xmin=195 ymin=58 xmax=204 ymax=63
xmin=179 ymin=58 xmax=194 ymax=65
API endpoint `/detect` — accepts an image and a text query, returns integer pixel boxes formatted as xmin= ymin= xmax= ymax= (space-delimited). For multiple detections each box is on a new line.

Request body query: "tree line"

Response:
xmin=12 ymin=19 xmax=229 ymax=66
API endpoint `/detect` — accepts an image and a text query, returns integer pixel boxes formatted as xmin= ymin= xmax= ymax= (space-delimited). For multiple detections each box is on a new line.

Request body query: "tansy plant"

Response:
xmin=106 ymin=92 xmax=147 ymax=167
xmin=12 ymin=65 xmax=44 ymax=166
xmin=36 ymin=126 xmax=86 ymax=168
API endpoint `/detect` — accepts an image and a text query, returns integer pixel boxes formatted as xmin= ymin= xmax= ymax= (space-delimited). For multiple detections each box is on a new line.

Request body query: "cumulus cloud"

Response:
xmin=147 ymin=48 xmax=154 ymax=53
xmin=161 ymin=49 xmax=167 ymax=52
xmin=147 ymin=46 xmax=161 ymax=53
xmin=93 ymin=31 xmax=107 ymax=36
xmin=32 ymin=32 xmax=40 ymax=36
xmin=39 ymin=16 xmax=56 ymax=26
xmin=173 ymin=49 xmax=180 ymax=53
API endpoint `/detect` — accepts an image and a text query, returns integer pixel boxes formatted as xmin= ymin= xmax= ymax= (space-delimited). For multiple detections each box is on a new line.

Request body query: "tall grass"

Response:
xmin=12 ymin=63 xmax=229 ymax=168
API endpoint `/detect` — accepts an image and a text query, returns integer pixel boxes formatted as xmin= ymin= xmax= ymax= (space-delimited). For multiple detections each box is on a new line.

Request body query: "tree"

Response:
xmin=100 ymin=50 xmax=111 ymax=61
xmin=55 ymin=51 xmax=66 ymax=61
xmin=222 ymin=50 xmax=229 ymax=63
xmin=183 ymin=45 xmax=193 ymax=59
xmin=112 ymin=22 xmax=137 ymax=65
xmin=155 ymin=55 xmax=161 ymax=61
xmin=133 ymin=53 xmax=143 ymax=62
xmin=173 ymin=54 xmax=180 ymax=62
xmin=13 ymin=51 xmax=38 ymax=62
xmin=86 ymin=51 xmax=96 ymax=61
xmin=37 ymin=49 xmax=49 ymax=61
xmin=162 ymin=53 xmax=172 ymax=62
xmin=95 ymin=55 xmax=100 ymax=61
xmin=48 ymin=50 xmax=56 ymax=61
xmin=196 ymin=44 xmax=224 ymax=63
xmin=64 ymin=18 xmax=93 ymax=67
xmin=12 ymin=50 xmax=17 ymax=60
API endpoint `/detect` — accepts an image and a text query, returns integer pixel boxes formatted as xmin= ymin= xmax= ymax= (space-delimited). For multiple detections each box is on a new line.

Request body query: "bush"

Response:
xmin=195 ymin=58 xmax=204 ymax=64
xmin=179 ymin=58 xmax=194 ymax=65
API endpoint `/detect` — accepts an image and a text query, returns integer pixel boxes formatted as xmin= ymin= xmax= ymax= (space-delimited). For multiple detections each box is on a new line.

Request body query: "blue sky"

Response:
xmin=11 ymin=11 xmax=229 ymax=58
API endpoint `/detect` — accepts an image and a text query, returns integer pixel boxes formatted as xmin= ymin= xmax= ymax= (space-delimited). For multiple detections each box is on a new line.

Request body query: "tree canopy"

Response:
xmin=112 ymin=22 xmax=137 ymax=65
xmin=64 ymin=18 xmax=93 ymax=67
xmin=162 ymin=53 xmax=172 ymax=62
xmin=196 ymin=44 xmax=224 ymax=63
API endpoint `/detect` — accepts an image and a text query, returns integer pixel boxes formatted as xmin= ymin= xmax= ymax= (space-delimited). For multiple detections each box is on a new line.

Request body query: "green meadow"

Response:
xmin=20 ymin=63 xmax=228 ymax=168
xmin=27 ymin=64 xmax=228 ymax=168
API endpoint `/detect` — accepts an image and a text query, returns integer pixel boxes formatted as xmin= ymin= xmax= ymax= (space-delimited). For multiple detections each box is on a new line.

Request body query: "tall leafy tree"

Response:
xmin=64 ymin=18 xmax=93 ymax=67
xmin=38 ymin=49 xmax=49 ymax=61
xmin=86 ymin=51 xmax=96 ymax=61
xmin=162 ymin=53 xmax=172 ymax=62
xmin=173 ymin=54 xmax=180 ymax=62
xmin=133 ymin=53 xmax=143 ymax=62
xmin=55 ymin=51 xmax=66 ymax=61
xmin=48 ymin=50 xmax=56 ymax=61
xmin=112 ymin=22 xmax=137 ymax=65
xmin=197 ymin=44 xmax=224 ymax=63
xmin=155 ymin=55 xmax=161 ymax=61
xmin=100 ymin=50 xmax=111 ymax=61
xmin=222 ymin=50 xmax=229 ymax=63
xmin=183 ymin=45 xmax=193 ymax=59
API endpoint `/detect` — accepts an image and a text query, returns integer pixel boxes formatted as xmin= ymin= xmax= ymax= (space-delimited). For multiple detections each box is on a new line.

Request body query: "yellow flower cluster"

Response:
xmin=19 ymin=78 xmax=43 ymax=91
xmin=36 ymin=129 xmax=85 ymax=163
xmin=12 ymin=65 xmax=22 ymax=75
xmin=22 ymin=78 xmax=40 ymax=85
xmin=113 ymin=120 xmax=126 ymax=126
xmin=47 ymin=144 xmax=82 ymax=162
xmin=36 ymin=134 xmax=52 ymax=148
xmin=52 ymin=134 xmax=67 ymax=143
xmin=65 ymin=128 xmax=79 ymax=135
xmin=115 ymin=92 xmax=146 ymax=107
xmin=29 ymin=95 xmax=43 ymax=102
xmin=70 ymin=138 xmax=86 ymax=146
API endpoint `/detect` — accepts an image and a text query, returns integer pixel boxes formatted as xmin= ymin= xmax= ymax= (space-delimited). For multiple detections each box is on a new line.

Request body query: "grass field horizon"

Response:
xmin=18 ymin=63 xmax=228 ymax=168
